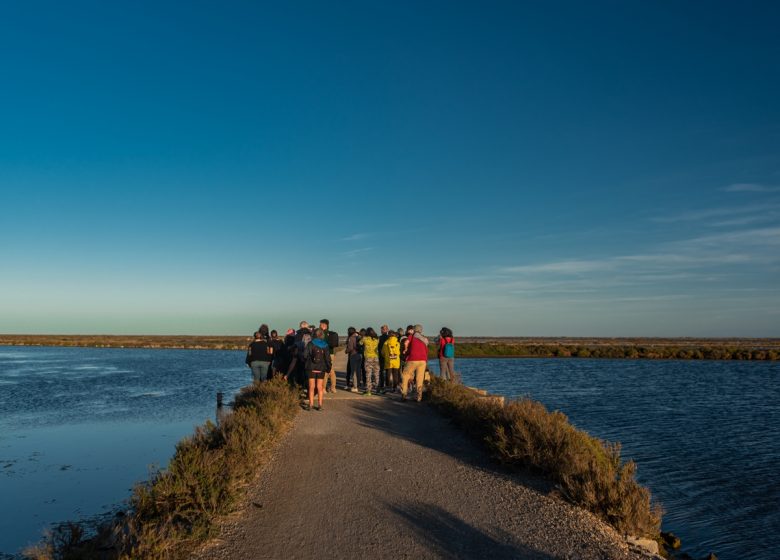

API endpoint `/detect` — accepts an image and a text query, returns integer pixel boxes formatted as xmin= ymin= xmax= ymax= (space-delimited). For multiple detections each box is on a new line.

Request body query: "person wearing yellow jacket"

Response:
xmin=381 ymin=331 xmax=401 ymax=393
xmin=359 ymin=327 xmax=381 ymax=395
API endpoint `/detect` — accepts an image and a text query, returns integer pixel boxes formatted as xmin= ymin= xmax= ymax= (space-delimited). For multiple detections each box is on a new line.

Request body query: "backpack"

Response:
xmin=309 ymin=343 xmax=325 ymax=367
xmin=442 ymin=338 xmax=455 ymax=359
xmin=327 ymin=330 xmax=339 ymax=350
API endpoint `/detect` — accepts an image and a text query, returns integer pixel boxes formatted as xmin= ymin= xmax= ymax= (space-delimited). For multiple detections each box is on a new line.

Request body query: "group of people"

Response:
xmin=245 ymin=320 xmax=456 ymax=410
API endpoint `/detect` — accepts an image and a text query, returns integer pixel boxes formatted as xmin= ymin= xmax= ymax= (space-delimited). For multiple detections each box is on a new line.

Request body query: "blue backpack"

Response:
xmin=442 ymin=339 xmax=455 ymax=358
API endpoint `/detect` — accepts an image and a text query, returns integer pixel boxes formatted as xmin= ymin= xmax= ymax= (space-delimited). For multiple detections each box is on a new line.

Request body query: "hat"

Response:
xmin=286 ymin=328 xmax=295 ymax=335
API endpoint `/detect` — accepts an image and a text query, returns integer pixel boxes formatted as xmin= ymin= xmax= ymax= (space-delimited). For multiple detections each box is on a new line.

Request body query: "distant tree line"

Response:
xmin=445 ymin=342 xmax=779 ymax=361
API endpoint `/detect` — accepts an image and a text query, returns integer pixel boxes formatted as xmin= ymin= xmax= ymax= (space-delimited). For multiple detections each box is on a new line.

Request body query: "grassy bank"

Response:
xmin=427 ymin=377 xmax=662 ymax=538
xmin=25 ymin=378 xmax=299 ymax=560
xmin=446 ymin=341 xmax=780 ymax=360
xmin=2 ymin=334 xmax=778 ymax=360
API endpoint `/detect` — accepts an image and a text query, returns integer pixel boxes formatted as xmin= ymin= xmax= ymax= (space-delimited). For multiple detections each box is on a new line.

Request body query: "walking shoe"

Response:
xmin=315 ymin=405 xmax=322 ymax=411
xmin=364 ymin=391 xmax=372 ymax=396
xmin=303 ymin=403 xmax=311 ymax=411
xmin=350 ymin=387 xmax=359 ymax=393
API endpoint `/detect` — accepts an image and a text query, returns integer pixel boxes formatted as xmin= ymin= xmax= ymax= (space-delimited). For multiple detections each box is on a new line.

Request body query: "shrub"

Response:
xmin=26 ymin=378 xmax=299 ymax=560
xmin=428 ymin=378 xmax=662 ymax=538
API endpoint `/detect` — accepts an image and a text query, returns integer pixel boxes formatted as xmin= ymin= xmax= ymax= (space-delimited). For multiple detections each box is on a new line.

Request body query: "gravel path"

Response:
xmin=194 ymin=357 xmax=650 ymax=560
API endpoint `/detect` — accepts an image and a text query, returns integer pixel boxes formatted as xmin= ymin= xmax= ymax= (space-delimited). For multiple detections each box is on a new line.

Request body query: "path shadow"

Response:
xmin=389 ymin=501 xmax=556 ymax=559
xmin=347 ymin=397 xmax=552 ymax=494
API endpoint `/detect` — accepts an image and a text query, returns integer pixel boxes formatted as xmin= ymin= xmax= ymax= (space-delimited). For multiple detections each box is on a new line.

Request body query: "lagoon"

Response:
xmin=1 ymin=347 xmax=778 ymax=559
xmin=442 ymin=358 xmax=780 ymax=560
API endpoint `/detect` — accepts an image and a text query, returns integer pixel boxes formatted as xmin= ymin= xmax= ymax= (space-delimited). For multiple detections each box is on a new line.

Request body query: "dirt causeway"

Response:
xmin=193 ymin=356 xmax=649 ymax=560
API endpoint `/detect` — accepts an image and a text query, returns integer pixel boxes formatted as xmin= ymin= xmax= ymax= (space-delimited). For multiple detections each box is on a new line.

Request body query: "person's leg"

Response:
xmin=258 ymin=361 xmax=271 ymax=381
xmin=413 ymin=361 xmax=427 ymax=401
xmin=250 ymin=361 xmax=263 ymax=383
xmin=316 ymin=378 xmax=324 ymax=408
xmin=364 ymin=359 xmax=373 ymax=393
xmin=349 ymin=354 xmax=361 ymax=391
xmin=307 ymin=378 xmax=315 ymax=408
xmin=445 ymin=358 xmax=455 ymax=381
xmin=400 ymin=362 xmax=412 ymax=400
xmin=327 ymin=360 xmax=337 ymax=392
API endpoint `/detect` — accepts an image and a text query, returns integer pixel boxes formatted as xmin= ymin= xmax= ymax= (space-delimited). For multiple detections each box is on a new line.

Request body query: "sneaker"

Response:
xmin=364 ymin=391 xmax=372 ymax=396
xmin=350 ymin=387 xmax=359 ymax=393
xmin=315 ymin=405 xmax=322 ymax=411
xmin=303 ymin=403 xmax=311 ymax=411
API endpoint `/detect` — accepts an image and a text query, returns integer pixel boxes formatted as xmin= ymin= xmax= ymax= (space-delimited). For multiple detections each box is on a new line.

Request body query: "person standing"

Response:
xmin=269 ymin=329 xmax=284 ymax=379
xmin=303 ymin=328 xmax=332 ymax=411
xmin=318 ymin=319 xmax=338 ymax=393
xmin=360 ymin=327 xmax=380 ymax=395
xmin=400 ymin=324 xmax=429 ymax=402
xmin=381 ymin=330 xmax=401 ymax=392
xmin=287 ymin=321 xmax=312 ymax=389
xmin=246 ymin=325 xmax=273 ymax=382
xmin=378 ymin=324 xmax=390 ymax=391
xmin=437 ymin=327 xmax=456 ymax=381
xmin=346 ymin=327 xmax=362 ymax=393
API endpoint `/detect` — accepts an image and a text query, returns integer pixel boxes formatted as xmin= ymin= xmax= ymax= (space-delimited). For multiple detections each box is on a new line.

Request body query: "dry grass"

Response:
xmin=428 ymin=378 xmax=662 ymax=538
xmin=24 ymin=378 xmax=299 ymax=560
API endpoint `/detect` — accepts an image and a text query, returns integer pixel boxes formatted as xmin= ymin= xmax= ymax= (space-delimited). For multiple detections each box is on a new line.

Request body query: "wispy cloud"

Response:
xmin=652 ymin=204 xmax=775 ymax=223
xmin=721 ymin=183 xmax=780 ymax=193
xmin=341 ymin=247 xmax=374 ymax=258
xmin=336 ymin=282 xmax=400 ymax=294
xmin=500 ymin=260 xmax=611 ymax=275
xmin=342 ymin=232 xmax=373 ymax=241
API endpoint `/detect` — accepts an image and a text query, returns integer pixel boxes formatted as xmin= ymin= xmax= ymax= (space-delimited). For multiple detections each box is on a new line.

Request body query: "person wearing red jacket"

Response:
xmin=437 ymin=327 xmax=455 ymax=381
xmin=401 ymin=324 xmax=429 ymax=402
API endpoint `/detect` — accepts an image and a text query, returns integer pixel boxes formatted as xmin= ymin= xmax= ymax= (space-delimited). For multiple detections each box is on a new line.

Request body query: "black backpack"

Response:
xmin=327 ymin=330 xmax=339 ymax=350
xmin=309 ymin=343 xmax=325 ymax=367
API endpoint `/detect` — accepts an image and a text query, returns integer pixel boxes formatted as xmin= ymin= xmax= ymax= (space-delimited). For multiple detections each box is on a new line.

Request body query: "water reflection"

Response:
xmin=0 ymin=346 xmax=248 ymax=555
xmin=433 ymin=358 xmax=780 ymax=560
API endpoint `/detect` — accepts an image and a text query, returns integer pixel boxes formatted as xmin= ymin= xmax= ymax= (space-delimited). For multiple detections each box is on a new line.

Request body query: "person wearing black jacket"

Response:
xmin=319 ymin=319 xmax=338 ymax=393
xmin=269 ymin=330 xmax=285 ymax=379
xmin=303 ymin=328 xmax=332 ymax=411
xmin=378 ymin=324 xmax=390 ymax=391
xmin=246 ymin=325 xmax=273 ymax=382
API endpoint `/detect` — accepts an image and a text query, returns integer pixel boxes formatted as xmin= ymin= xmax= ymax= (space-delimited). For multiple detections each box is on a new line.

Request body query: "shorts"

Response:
xmin=307 ymin=370 xmax=325 ymax=380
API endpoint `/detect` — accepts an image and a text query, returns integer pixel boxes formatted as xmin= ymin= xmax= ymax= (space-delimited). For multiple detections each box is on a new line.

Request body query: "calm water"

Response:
xmin=1 ymin=348 xmax=778 ymax=559
xmin=0 ymin=346 xmax=248 ymax=555
xmin=432 ymin=358 xmax=780 ymax=560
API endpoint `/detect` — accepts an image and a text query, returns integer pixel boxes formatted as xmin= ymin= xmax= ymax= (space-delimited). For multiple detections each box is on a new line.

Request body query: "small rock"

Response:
xmin=661 ymin=531 xmax=682 ymax=549
xmin=627 ymin=536 xmax=659 ymax=555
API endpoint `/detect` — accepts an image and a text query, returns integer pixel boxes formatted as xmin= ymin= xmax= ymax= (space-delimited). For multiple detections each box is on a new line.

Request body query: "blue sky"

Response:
xmin=1 ymin=1 xmax=779 ymax=336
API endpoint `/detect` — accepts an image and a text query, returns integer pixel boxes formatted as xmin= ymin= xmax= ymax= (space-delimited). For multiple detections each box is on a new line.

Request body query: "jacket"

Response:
xmin=360 ymin=336 xmax=380 ymax=359
xmin=246 ymin=338 xmax=273 ymax=364
xmin=346 ymin=333 xmax=360 ymax=355
xmin=382 ymin=337 xmax=401 ymax=369
xmin=406 ymin=333 xmax=429 ymax=362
